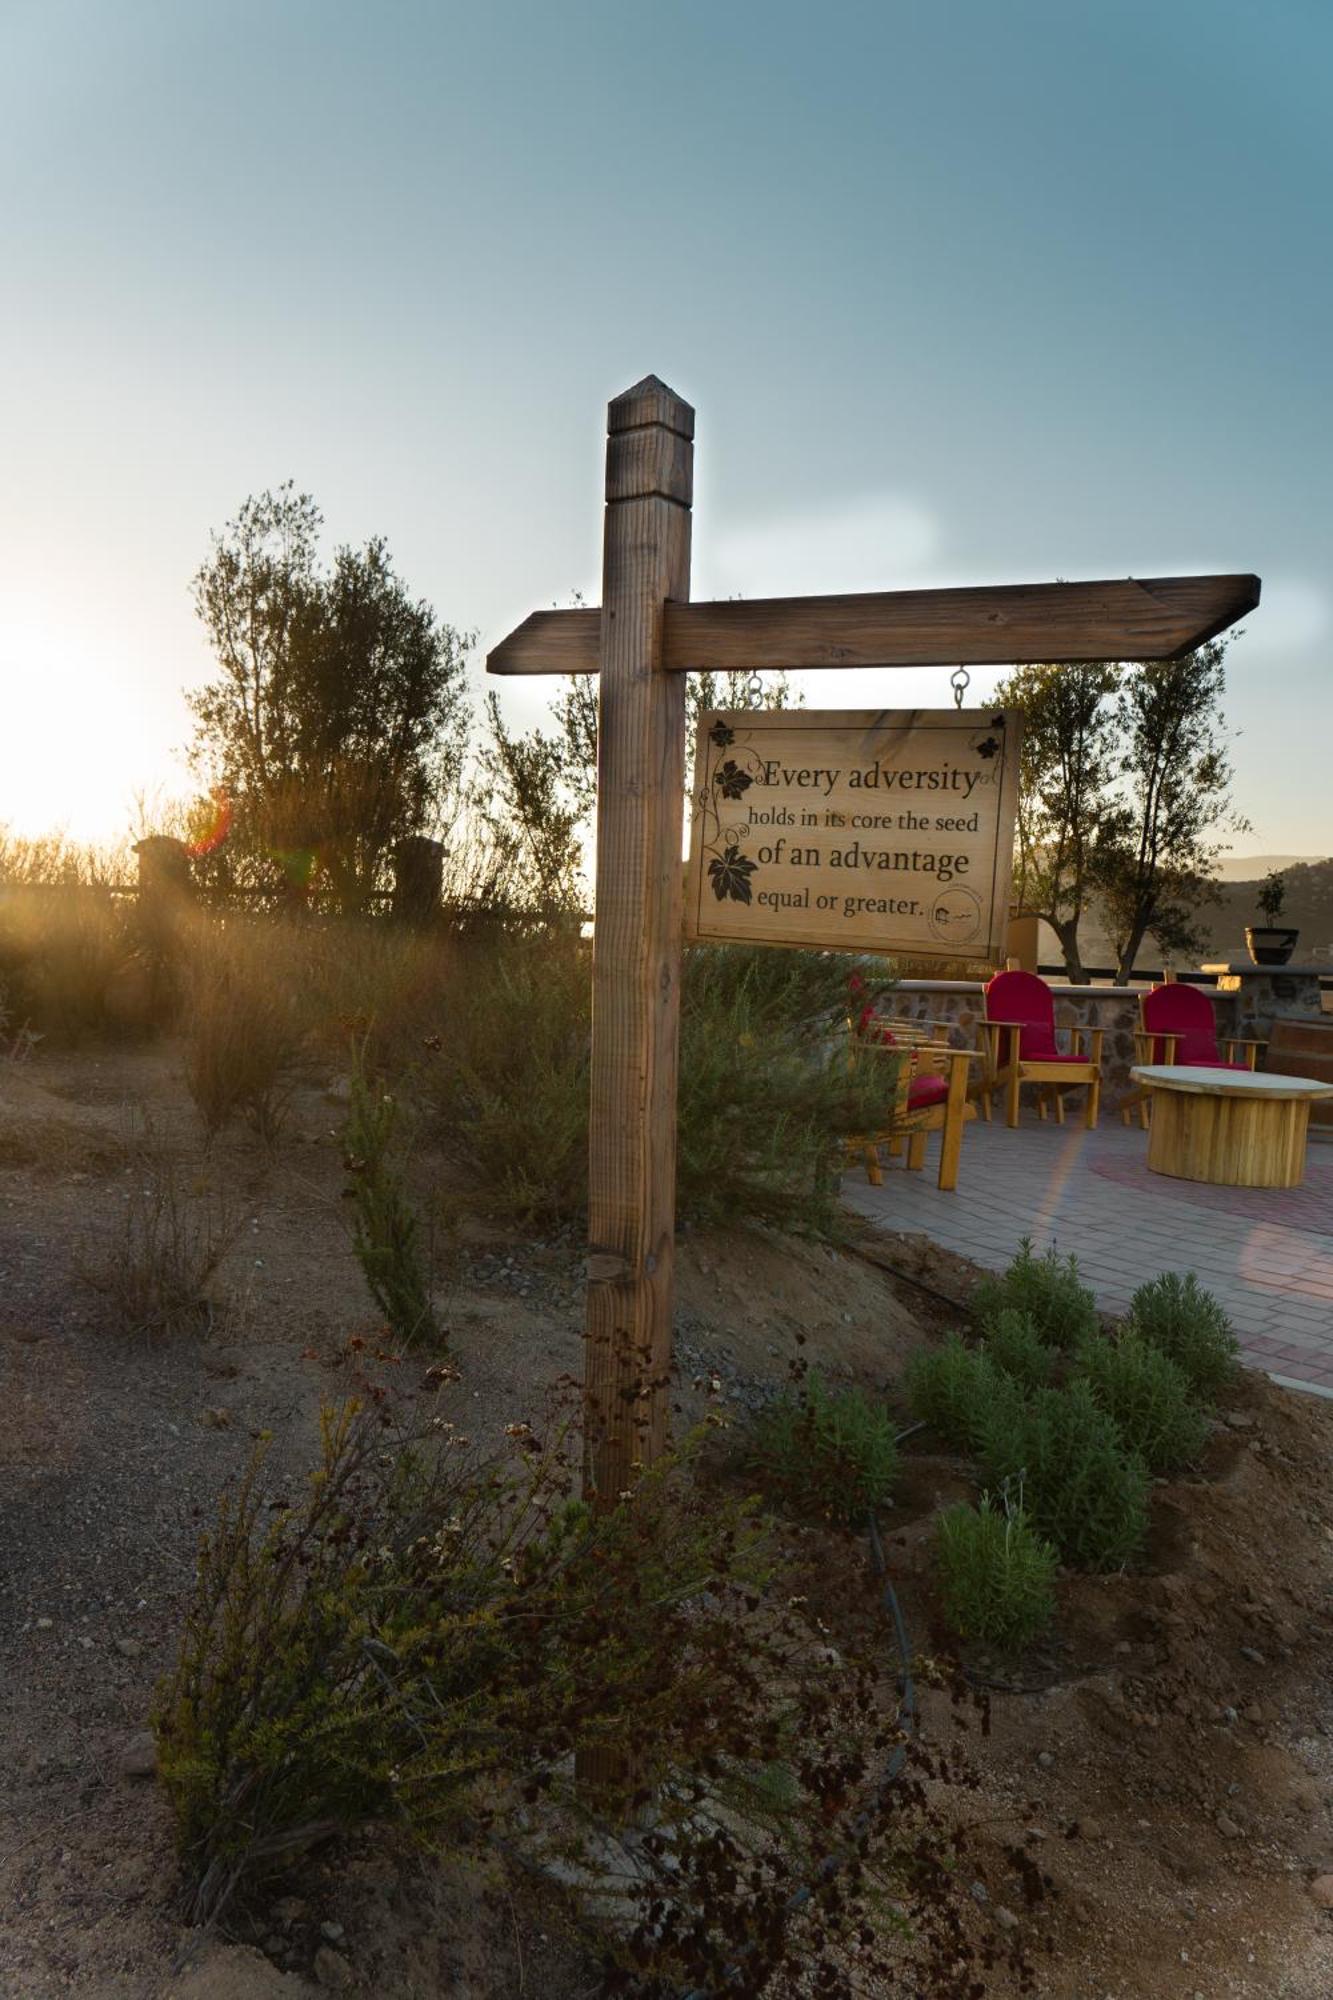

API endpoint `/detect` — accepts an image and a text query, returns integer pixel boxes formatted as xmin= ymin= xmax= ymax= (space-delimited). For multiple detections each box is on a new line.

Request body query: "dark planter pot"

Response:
xmin=1245 ymin=925 xmax=1300 ymax=967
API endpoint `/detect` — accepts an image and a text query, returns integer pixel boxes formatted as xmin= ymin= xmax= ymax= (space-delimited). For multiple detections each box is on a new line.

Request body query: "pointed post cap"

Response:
xmin=608 ymin=375 xmax=694 ymax=439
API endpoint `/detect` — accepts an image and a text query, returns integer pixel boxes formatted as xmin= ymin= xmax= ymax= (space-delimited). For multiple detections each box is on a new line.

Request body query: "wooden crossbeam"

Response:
xmin=488 ymin=573 xmax=1260 ymax=676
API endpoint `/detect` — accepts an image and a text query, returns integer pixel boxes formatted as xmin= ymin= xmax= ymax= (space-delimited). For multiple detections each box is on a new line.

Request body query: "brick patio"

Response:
xmin=843 ymin=1112 xmax=1333 ymax=1397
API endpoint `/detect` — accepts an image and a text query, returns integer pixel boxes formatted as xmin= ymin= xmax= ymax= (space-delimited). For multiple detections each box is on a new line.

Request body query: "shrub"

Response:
xmin=343 ymin=1056 xmax=444 ymax=1349
xmin=745 ymin=1373 xmax=899 ymax=1524
xmin=1075 ymin=1332 xmax=1209 ymax=1473
xmin=981 ymin=1307 xmax=1055 ymax=1389
xmin=978 ymin=1379 xmax=1149 ymax=1571
xmin=1125 ymin=1271 xmax=1239 ymax=1398
xmin=80 ymin=1133 xmax=234 ymax=1338
xmin=972 ymin=1238 xmax=1098 ymax=1351
xmin=934 ymin=1493 xmax=1058 ymax=1651
xmin=426 ymin=935 xmax=886 ymax=1235
xmin=906 ymin=1335 xmax=1019 ymax=1454
xmin=153 ymin=1395 xmax=953 ymax=1991
xmin=182 ymin=922 xmax=307 ymax=1141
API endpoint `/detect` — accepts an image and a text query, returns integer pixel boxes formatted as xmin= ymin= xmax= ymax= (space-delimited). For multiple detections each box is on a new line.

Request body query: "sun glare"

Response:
xmin=0 ymin=605 xmax=183 ymax=846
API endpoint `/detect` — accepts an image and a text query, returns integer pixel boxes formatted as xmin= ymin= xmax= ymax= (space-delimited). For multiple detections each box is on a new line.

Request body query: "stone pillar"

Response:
xmin=1203 ymin=961 xmax=1328 ymax=1047
xmin=391 ymin=836 xmax=445 ymax=925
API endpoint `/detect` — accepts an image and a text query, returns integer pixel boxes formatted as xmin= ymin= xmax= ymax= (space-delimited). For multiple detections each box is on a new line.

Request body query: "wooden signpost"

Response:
xmin=487 ymin=374 xmax=1260 ymax=1511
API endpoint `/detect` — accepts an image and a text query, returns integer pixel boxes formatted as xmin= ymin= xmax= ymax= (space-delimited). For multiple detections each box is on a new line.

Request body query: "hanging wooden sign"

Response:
xmin=684 ymin=706 xmax=1022 ymax=962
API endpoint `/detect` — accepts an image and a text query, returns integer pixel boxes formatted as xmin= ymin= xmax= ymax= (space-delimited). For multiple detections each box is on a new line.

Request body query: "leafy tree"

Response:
xmin=188 ymin=485 xmax=471 ymax=912
xmin=1095 ymin=639 xmax=1249 ymax=979
xmin=993 ymin=661 xmax=1122 ymax=979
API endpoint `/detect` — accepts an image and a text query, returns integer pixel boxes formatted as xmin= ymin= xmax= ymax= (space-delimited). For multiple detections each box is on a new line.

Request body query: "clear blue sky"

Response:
xmin=1 ymin=0 xmax=1328 ymax=852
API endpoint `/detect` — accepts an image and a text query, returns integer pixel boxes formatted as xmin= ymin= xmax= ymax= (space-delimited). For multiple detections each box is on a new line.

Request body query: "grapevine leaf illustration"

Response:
xmin=708 ymin=721 xmax=735 ymax=748
xmin=975 ymin=736 xmax=1000 ymax=759
xmin=708 ymin=845 xmax=758 ymax=904
xmin=990 ymin=712 xmax=1005 ymax=728
xmin=715 ymin=758 xmax=753 ymax=801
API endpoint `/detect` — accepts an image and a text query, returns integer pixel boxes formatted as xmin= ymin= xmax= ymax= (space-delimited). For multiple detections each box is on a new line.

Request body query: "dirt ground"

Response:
xmin=3 ymin=1040 xmax=1333 ymax=1998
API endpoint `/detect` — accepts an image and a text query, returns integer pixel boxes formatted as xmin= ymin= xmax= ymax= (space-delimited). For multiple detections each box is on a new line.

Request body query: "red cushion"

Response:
xmin=906 ymin=1073 xmax=949 ymax=1111
xmin=1142 ymin=982 xmax=1220 ymax=1066
xmin=984 ymin=969 xmax=1060 ymax=1060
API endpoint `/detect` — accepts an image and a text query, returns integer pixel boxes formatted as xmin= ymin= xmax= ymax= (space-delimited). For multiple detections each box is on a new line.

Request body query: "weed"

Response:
xmin=343 ymin=1054 xmax=443 ymax=1348
xmin=934 ymin=1491 xmax=1058 ymax=1651
xmin=1126 ymin=1271 xmax=1239 ymax=1397
xmin=153 ymin=1392 xmax=967 ymax=1991
xmin=744 ymin=1372 xmax=899 ymax=1524
xmin=1075 ymin=1331 xmax=1209 ymax=1473
xmin=906 ymin=1335 xmax=1019 ymax=1454
xmin=81 ymin=1133 xmax=234 ymax=1338
xmin=981 ymin=1307 xmax=1055 ymax=1389
xmin=972 ymin=1238 xmax=1099 ymax=1350
xmin=978 ymin=1378 xmax=1149 ymax=1571
xmin=182 ymin=922 xmax=306 ymax=1140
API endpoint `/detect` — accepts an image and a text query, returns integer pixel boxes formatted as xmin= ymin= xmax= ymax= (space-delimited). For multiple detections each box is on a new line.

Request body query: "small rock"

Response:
xmin=313 ymin=1945 xmax=353 ymax=1990
xmin=1074 ymin=1818 xmax=1105 ymax=1841
xmin=36 ymin=1617 xmax=53 ymax=1631
xmin=1239 ymin=1646 xmax=1267 ymax=1666
xmin=115 ymin=1637 xmax=143 ymax=1660
xmin=969 ymin=1880 xmax=989 ymax=1904
xmin=119 ymin=1732 xmax=158 ymax=1780
xmin=1114 ymin=1640 xmax=1132 ymax=1655
xmin=1225 ymin=1412 xmax=1255 ymax=1430
xmin=1036 ymin=1750 xmax=1055 ymax=1770
xmin=319 ymin=1921 xmax=345 ymax=1945
xmin=1308 ymin=1874 xmax=1333 ymax=1909
xmin=994 ymin=1906 xmax=1019 ymax=1931
xmin=274 ymin=1895 xmax=308 ymax=1924
xmin=1216 ymin=1813 xmax=1243 ymax=1839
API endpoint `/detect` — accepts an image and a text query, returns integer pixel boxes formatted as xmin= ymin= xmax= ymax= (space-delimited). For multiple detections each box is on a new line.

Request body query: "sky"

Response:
xmin=0 ymin=0 xmax=1329 ymax=854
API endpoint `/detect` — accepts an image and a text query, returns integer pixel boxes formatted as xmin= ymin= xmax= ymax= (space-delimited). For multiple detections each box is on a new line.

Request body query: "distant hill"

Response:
xmin=1201 ymin=858 xmax=1333 ymax=963
xmin=1213 ymin=853 xmax=1322 ymax=883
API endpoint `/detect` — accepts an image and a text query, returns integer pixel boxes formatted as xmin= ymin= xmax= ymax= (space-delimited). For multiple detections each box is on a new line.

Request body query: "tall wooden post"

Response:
xmin=583 ymin=376 xmax=693 ymax=1508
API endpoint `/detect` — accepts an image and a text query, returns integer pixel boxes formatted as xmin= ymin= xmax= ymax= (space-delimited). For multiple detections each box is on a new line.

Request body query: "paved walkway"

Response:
xmin=844 ymin=1112 xmax=1333 ymax=1397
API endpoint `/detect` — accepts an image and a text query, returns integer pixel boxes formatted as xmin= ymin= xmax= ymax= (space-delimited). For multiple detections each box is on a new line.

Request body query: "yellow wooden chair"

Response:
xmin=848 ymin=1019 xmax=979 ymax=1192
xmin=980 ymin=966 xmax=1103 ymax=1129
xmin=1120 ymin=969 xmax=1265 ymax=1128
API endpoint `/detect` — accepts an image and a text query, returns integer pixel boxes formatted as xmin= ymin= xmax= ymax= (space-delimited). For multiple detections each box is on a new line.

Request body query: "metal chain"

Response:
xmin=950 ymin=663 xmax=970 ymax=711
xmin=745 ymin=669 xmax=765 ymax=710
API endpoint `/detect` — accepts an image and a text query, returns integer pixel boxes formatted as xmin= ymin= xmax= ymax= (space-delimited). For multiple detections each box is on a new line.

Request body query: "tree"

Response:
xmin=188 ymin=486 xmax=471 ymax=912
xmin=993 ymin=660 xmax=1123 ymax=980
xmin=1095 ymin=639 xmax=1249 ymax=980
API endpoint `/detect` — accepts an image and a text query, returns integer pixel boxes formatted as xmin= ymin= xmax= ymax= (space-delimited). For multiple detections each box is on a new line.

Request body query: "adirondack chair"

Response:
xmin=847 ymin=1011 xmax=978 ymax=1191
xmin=981 ymin=966 xmax=1103 ymax=1129
xmin=1120 ymin=972 xmax=1266 ymax=1128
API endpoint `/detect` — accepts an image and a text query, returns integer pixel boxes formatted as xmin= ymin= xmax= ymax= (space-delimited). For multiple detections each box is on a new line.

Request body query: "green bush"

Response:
xmin=1125 ymin=1271 xmax=1239 ymax=1398
xmin=934 ymin=1493 xmax=1058 ymax=1651
xmin=981 ymin=1308 xmax=1055 ymax=1389
xmin=906 ymin=1335 xmax=1020 ymax=1454
xmin=344 ymin=1055 xmax=443 ymax=1349
xmin=745 ymin=1373 xmax=899 ymax=1524
xmin=426 ymin=935 xmax=887 ymax=1235
xmin=972 ymin=1238 xmax=1098 ymax=1351
xmin=153 ymin=1398 xmax=935 ymax=1991
xmin=1075 ymin=1332 xmax=1209 ymax=1473
xmin=978 ymin=1378 xmax=1149 ymax=1571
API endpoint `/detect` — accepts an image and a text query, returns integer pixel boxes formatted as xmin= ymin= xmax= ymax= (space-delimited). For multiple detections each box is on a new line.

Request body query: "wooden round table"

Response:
xmin=1129 ymin=1065 xmax=1333 ymax=1189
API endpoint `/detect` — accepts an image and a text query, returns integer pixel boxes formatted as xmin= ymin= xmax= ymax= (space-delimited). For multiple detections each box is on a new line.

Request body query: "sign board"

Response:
xmin=684 ymin=706 xmax=1022 ymax=962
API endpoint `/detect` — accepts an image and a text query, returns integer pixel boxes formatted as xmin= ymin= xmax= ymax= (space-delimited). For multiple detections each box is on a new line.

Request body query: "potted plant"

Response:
xmin=1246 ymin=869 xmax=1300 ymax=966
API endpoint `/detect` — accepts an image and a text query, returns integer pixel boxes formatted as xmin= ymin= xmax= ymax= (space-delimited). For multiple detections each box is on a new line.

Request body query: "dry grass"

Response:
xmin=79 ymin=1126 xmax=236 ymax=1339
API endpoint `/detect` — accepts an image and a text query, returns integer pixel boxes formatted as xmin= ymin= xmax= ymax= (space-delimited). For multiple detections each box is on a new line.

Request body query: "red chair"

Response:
xmin=1121 ymin=974 xmax=1265 ymax=1127
xmin=981 ymin=966 xmax=1103 ymax=1130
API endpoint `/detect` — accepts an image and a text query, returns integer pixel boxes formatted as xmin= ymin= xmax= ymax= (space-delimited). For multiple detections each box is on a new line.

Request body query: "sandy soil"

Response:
xmin=2 ymin=1041 xmax=1332 ymax=1998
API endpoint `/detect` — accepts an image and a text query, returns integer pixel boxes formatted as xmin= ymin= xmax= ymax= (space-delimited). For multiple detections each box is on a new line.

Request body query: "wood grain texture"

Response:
xmin=1144 ymin=1088 xmax=1315 ymax=1188
xmin=487 ymin=574 xmax=1261 ymax=676
xmin=583 ymin=379 xmax=693 ymax=1512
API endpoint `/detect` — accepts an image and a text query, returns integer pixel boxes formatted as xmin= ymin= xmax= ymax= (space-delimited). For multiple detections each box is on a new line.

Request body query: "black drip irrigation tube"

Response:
xmin=675 ymin=1493 xmax=918 ymax=2000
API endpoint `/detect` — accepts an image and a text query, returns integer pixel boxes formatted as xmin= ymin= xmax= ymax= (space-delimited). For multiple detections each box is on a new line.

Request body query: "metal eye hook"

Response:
xmin=950 ymin=664 xmax=970 ymax=711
